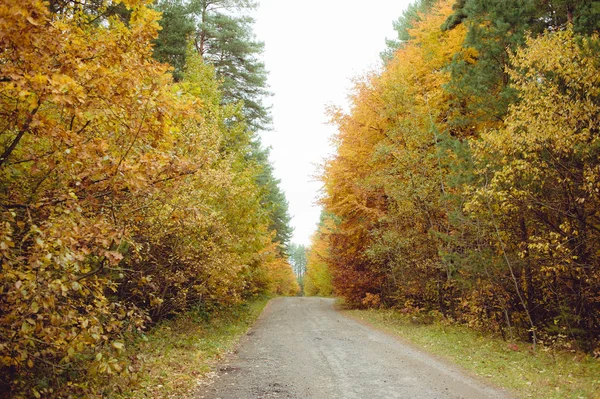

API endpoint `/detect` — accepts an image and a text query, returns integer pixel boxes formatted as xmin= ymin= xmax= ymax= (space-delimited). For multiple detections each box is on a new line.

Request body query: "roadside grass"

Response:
xmin=114 ymin=296 xmax=270 ymax=399
xmin=343 ymin=308 xmax=600 ymax=399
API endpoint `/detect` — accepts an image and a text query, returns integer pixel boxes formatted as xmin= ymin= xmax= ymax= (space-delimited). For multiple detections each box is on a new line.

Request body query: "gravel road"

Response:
xmin=194 ymin=297 xmax=512 ymax=399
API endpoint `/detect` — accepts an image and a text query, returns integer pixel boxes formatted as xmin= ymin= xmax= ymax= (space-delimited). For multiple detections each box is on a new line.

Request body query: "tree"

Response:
xmin=322 ymin=0 xmax=466 ymax=308
xmin=153 ymin=0 xmax=270 ymax=130
xmin=197 ymin=11 xmax=270 ymax=130
xmin=441 ymin=0 xmax=538 ymax=135
xmin=303 ymin=214 xmax=334 ymax=297
xmin=251 ymin=142 xmax=293 ymax=253
xmin=153 ymin=0 xmax=196 ymax=81
xmin=288 ymin=243 xmax=307 ymax=277
xmin=441 ymin=0 xmax=600 ymax=136
xmin=382 ymin=0 xmax=438 ymax=61
xmin=0 ymin=1 xmax=180 ymax=394
xmin=465 ymin=28 xmax=600 ymax=347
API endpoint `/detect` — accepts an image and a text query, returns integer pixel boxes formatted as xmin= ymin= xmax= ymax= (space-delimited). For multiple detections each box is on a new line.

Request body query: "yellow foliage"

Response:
xmin=0 ymin=1 xmax=290 ymax=396
xmin=463 ymin=28 xmax=600 ymax=344
xmin=321 ymin=0 xmax=466 ymax=306
xmin=267 ymin=257 xmax=300 ymax=296
xmin=304 ymin=218 xmax=334 ymax=297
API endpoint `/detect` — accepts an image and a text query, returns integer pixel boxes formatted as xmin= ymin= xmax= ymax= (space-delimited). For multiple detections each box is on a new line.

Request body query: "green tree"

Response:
xmin=153 ymin=0 xmax=196 ymax=81
xmin=153 ymin=0 xmax=270 ymax=130
xmin=382 ymin=0 xmax=438 ymax=61
xmin=251 ymin=142 xmax=293 ymax=253
xmin=441 ymin=0 xmax=539 ymax=134
xmin=288 ymin=243 xmax=307 ymax=277
xmin=442 ymin=0 xmax=599 ymax=135
xmin=196 ymin=11 xmax=270 ymax=130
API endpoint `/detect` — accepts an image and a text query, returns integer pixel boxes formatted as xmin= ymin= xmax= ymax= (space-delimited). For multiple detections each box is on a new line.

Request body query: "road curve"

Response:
xmin=194 ymin=297 xmax=512 ymax=399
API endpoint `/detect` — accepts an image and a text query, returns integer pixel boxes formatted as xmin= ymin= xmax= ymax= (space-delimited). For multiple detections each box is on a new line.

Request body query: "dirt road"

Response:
xmin=194 ymin=297 xmax=511 ymax=399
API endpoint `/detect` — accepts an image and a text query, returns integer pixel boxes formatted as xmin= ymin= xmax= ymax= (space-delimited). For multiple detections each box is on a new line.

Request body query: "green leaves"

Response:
xmin=153 ymin=0 xmax=271 ymax=130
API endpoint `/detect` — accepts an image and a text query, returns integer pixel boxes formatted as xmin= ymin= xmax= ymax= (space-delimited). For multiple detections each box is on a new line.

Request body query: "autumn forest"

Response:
xmin=1 ymin=0 xmax=298 ymax=396
xmin=1 ymin=0 xmax=600 ymax=397
xmin=305 ymin=0 xmax=600 ymax=360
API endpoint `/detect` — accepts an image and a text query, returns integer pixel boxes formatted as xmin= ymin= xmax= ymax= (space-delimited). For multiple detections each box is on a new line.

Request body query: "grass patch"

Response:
xmin=114 ymin=296 xmax=270 ymax=399
xmin=343 ymin=308 xmax=600 ymax=399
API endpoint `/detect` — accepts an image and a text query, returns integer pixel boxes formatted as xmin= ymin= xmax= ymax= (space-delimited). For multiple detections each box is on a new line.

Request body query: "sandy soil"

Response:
xmin=194 ymin=297 xmax=512 ymax=399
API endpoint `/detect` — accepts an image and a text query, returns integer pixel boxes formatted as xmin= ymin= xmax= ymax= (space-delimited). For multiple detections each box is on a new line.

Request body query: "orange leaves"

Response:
xmin=320 ymin=0 xmax=600 ymax=351
xmin=319 ymin=0 xmax=465 ymax=308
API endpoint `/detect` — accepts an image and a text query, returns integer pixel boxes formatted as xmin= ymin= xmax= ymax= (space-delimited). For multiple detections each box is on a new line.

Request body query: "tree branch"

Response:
xmin=0 ymin=105 xmax=39 ymax=167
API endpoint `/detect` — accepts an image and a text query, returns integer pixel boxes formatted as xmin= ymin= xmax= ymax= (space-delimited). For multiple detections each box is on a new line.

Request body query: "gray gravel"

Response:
xmin=194 ymin=297 xmax=512 ymax=399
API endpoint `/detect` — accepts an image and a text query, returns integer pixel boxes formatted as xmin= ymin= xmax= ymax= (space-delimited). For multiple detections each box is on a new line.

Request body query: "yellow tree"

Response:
xmin=322 ymin=0 xmax=466 ymax=308
xmin=113 ymin=48 xmax=251 ymax=320
xmin=0 ymin=1 xmax=177 ymax=395
xmin=304 ymin=214 xmax=334 ymax=297
xmin=466 ymin=28 xmax=600 ymax=347
xmin=0 ymin=0 xmax=285 ymax=395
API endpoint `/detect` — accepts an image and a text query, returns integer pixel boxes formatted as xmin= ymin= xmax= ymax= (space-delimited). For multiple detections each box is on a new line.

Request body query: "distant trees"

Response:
xmin=303 ymin=213 xmax=334 ymax=297
xmin=288 ymin=243 xmax=307 ymax=277
xmin=315 ymin=0 xmax=600 ymax=352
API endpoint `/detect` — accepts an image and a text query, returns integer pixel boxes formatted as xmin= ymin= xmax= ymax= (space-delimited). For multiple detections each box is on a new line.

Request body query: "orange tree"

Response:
xmin=321 ymin=0 xmax=465 ymax=308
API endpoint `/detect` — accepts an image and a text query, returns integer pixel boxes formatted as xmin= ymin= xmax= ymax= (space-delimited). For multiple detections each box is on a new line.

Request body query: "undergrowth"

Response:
xmin=113 ymin=296 xmax=270 ymax=398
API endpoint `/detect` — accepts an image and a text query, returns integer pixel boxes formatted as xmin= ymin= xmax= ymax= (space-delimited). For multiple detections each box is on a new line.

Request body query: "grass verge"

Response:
xmin=343 ymin=308 xmax=600 ymax=399
xmin=115 ymin=296 xmax=270 ymax=399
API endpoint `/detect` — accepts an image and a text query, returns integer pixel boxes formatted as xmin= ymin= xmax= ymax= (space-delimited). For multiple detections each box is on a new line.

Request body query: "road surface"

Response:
xmin=194 ymin=297 xmax=511 ymax=399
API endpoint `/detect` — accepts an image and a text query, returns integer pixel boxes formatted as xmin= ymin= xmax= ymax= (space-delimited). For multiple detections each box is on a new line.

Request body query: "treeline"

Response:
xmin=0 ymin=0 xmax=297 ymax=397
xmin=306 ymin=0 xmax=600 ymax=351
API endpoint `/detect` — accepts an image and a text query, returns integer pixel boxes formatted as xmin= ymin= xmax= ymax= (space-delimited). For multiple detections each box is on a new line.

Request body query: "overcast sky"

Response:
xmin=253 ymin=0 xmax=412 ymax=246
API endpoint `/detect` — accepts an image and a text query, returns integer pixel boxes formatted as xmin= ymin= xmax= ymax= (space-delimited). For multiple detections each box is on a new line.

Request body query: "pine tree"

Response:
xmin=152 ymin=0 xmax=270 ymax=130
xmin=153 ymin=0 xmax=196 ymax=81
xmin=442 ymin=0 xmax=599 ymax=135
xmin=382 ymin=0 xmax=438 ymax=61
xmin=251 ymin=142 xmax=293 ymax=253
xmin=196 ymin=11 xmax=270 ymax=130
xmin=441 ymin=0 xmax=538 ymax=134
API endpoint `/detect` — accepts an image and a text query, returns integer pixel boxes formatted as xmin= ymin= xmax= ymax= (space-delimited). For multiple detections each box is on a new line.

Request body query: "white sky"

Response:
xmin=253 ymin=0 xmax=412 ymax=246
